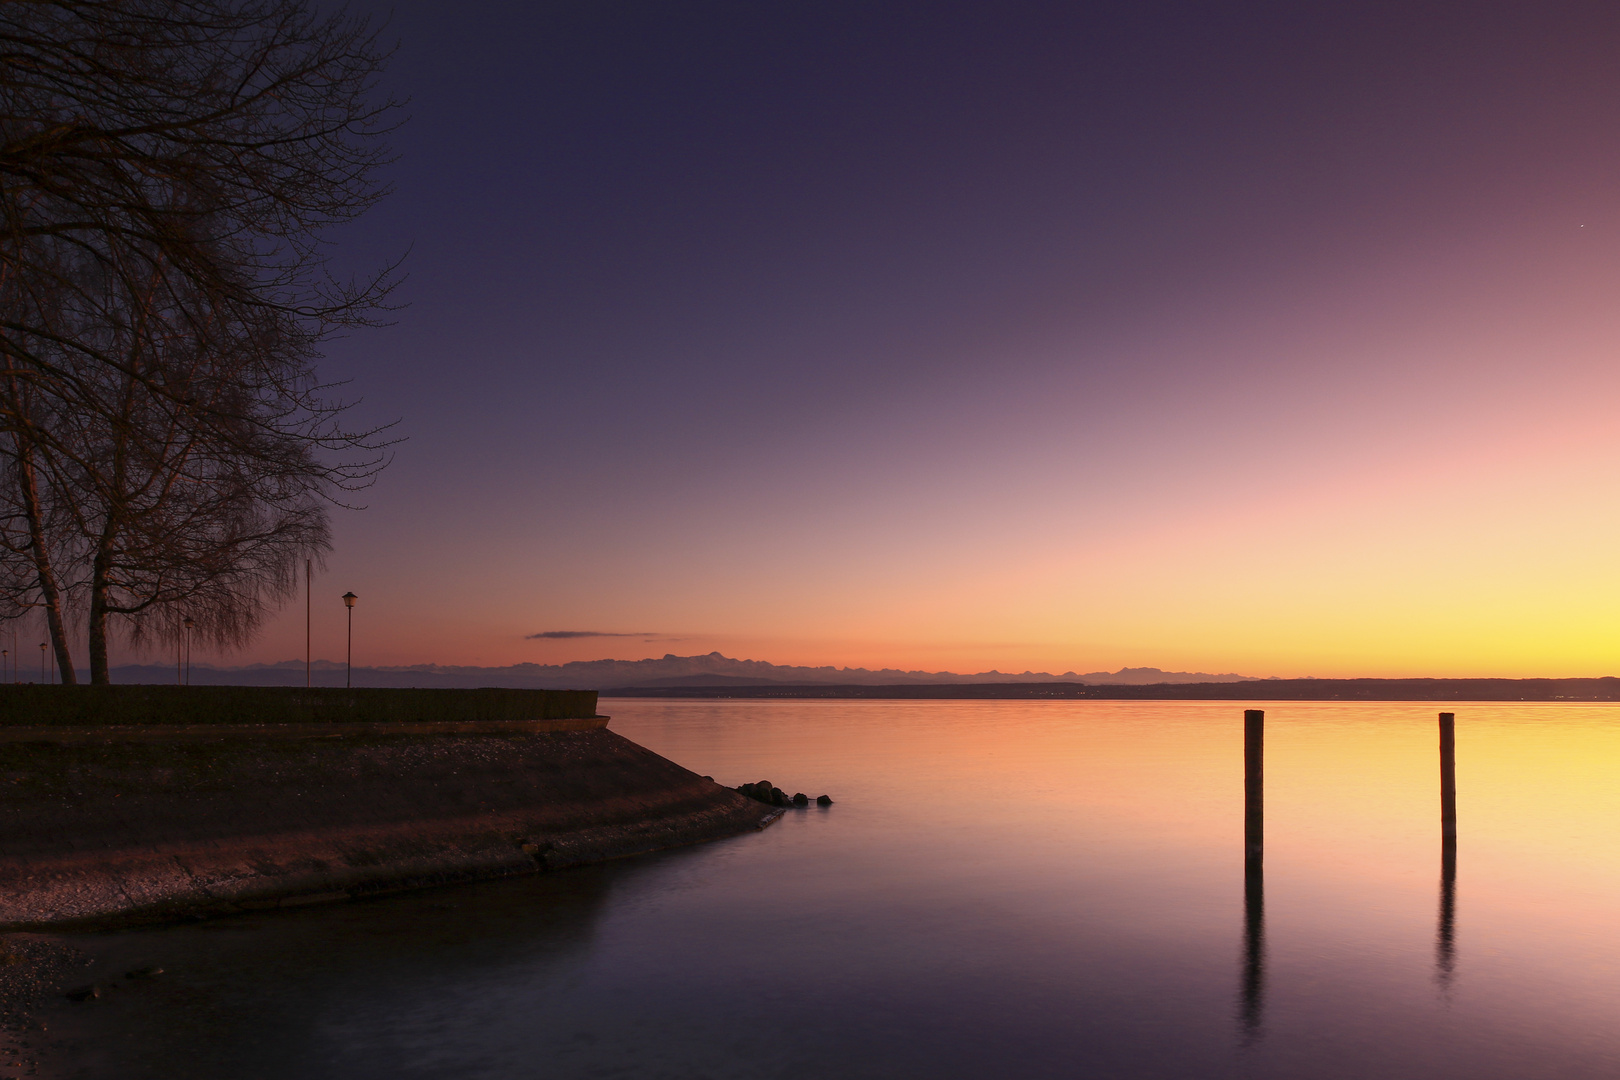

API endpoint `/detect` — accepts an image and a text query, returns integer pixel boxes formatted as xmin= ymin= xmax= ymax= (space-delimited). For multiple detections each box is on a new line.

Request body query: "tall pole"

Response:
xmin=1244 ymin=709 xmax=1264 ymax=863
xmin=1437 ymin=711 xmax=1458 ymax=987
xmin=342 ymin=592 xmax=357 ymax=688
xmin=40 ymin=642 xmax=46 ymax=684
xmin=305 ymin=558 xmax=312 ymax=688
xmin=1439 ymin=712 xmax=1457 ymax=841
xmin=1240 ymin=708 xmax=1265 ymax=1041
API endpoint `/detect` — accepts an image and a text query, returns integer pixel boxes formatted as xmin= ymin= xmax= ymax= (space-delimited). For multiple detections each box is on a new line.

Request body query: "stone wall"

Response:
xmin=0 ymin=721 xmax=772 ymax=928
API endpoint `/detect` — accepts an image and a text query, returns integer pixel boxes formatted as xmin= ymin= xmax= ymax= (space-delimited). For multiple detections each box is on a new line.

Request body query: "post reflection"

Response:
xmin=1239 ymin=709 xmax=1265 ymax=1042
xmin=1436 ymin=835 xmax=1457 ymax=990
xmin=1436 ymin=711 xmax=1458 ymax=991
xmin=1241 ymin=850 xmax=1265 ymax=1040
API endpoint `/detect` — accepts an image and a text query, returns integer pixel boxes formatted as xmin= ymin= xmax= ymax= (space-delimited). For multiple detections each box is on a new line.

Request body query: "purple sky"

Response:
xmin=113 ymin=1 xmax=1620 ymax=677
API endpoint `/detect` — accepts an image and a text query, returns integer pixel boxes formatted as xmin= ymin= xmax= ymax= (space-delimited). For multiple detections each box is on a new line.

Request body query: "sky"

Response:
xmin=105 ymin=1 xmax=1620 ymax=678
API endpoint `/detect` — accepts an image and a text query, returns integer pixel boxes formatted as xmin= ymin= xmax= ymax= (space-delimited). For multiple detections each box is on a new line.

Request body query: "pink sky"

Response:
xmin=74 ymin=5 xmax=1620 ymax=679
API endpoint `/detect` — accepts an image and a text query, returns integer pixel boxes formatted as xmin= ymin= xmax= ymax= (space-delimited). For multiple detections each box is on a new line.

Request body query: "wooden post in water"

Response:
xmin=1437 ymin=711 xmax=1458 ymax=987
xmin=1238 ymin=709 xmax=1265 ymax=1040
xmin=1439 ymin=712 xmax=1457 ymax=841
xmin=1244 ymin=709 xmax=1264 ymax=863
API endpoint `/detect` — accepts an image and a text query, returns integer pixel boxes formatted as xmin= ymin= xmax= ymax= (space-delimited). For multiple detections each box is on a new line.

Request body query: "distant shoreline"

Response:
xmin=603 ymin=677 xmax=1620 ymax=701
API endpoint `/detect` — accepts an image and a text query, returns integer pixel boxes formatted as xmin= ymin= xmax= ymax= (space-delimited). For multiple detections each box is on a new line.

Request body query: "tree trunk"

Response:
xmin=13 ymin=435 xmax=76 ymax=684
xmin=87 ymin=546 xmax=111 ymax=685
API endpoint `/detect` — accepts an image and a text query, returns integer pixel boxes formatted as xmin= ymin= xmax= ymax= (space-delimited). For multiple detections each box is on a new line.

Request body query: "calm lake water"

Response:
xmin=39 ymin=700 xmax=1620 ymax=1078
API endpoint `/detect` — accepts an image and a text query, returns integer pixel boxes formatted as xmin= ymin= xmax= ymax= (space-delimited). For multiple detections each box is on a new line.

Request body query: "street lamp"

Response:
xmin=39 ymin=642 xmax=46 ymax=684
xmin=183 ymin=617 xmax=195 ymax=686
xmin=342 ymin=592 xmax=357 ymax=688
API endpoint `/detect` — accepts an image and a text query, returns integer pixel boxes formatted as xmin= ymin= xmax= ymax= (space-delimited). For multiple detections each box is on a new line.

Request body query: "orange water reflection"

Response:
xmin=49 ymin=699 xmax=1620 ymax=1079
xmin=613 ymin=699 xmax=1620 ymax=1075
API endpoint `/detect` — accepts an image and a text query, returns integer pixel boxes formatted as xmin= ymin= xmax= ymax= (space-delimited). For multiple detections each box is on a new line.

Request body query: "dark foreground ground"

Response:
xmin=0 ymin=719 xmax=776 ymax=1076
xmin=0 ymin=727 xmax=769 ymax=929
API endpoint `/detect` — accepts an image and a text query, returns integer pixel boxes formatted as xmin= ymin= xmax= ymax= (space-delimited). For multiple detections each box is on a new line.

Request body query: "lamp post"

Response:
xmin=342 ymin=592 xmax=357 ymax=688
xmin=183 ymin=617 xmax=194 ymax=686
xmin=39 ymin=642 xmax=46 ymax=684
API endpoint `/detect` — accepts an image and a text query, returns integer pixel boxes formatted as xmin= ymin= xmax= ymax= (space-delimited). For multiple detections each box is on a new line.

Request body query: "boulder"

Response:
xmin=734 ymin=780 xmax=824 ymax=808
xmin=735 ymin=780 xmax=783 ymax=805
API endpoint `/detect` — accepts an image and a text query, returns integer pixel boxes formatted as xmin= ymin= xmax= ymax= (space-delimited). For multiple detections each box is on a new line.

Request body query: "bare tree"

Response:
xmin=0 ymin=0 xmax=400 ymax=337
xmin=0 ymin=381 xmax=82 ymax=679
xmin=2 ymin=229 xmax=391 ymax=681
xmin=0 ymin=0 xmax=400 ymax=679
xmin=46 ymin=266 xmax=342 ymax=680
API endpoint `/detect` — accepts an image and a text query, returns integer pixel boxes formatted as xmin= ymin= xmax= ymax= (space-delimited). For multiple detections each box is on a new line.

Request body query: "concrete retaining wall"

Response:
xmin=0 ymin=715 xmax=770 ymax=929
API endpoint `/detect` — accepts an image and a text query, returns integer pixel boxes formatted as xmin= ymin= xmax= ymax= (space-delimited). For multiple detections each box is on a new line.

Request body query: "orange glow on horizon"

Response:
xmin=97 ymin=216 xmax=1620 ymax=680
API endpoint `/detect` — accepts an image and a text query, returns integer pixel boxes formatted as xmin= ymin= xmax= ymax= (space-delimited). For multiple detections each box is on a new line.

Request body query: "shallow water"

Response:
xmin=39 ymin=700 xmax=1620 ymax=1078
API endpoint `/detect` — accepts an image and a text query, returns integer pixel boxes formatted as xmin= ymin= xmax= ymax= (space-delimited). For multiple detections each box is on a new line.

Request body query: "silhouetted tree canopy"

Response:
xmin=0 ymin=0 xmax=400 ymax=682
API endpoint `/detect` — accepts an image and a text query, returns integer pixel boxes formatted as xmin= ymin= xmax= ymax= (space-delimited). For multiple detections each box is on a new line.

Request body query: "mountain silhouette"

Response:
xmin=102 ymin=653 xmax=1261 ymax=689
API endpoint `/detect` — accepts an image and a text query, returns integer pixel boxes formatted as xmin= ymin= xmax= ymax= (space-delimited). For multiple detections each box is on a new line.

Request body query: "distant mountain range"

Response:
xmin=99 ymin=652 xmax=1263 ymax=690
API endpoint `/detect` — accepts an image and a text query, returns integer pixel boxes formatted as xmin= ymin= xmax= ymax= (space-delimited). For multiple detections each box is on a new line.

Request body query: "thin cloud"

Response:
xmin=525 ymin=630 xmax=670 ymax=640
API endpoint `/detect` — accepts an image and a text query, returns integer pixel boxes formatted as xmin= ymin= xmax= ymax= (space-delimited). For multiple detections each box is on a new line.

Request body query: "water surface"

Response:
xmin=42 ymin=700 xmax=1620 ymax=1078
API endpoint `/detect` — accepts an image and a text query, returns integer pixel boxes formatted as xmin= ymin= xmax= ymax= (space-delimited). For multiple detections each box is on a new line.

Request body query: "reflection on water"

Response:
xmin=46 ymin=865 xmax=621 ymax=1078
xmin=1436 ymin=710 xmax=1459 ymax=994
xmin=1437 ymin=835 xmax=1458 ymax=992
xmin=40 ymin=700 xmax=1620 ymax=1079
xmin=1240 ymin=850 xmax=1266 ymax=1042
